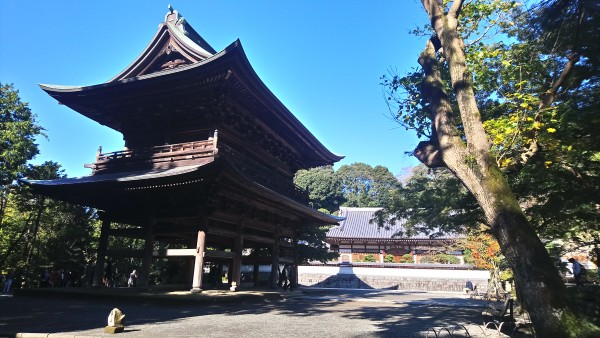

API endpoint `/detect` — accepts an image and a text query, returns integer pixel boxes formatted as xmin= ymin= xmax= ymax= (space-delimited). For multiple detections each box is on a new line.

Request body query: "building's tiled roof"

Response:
xmin=326 ymin=207 xmax=461 ymax=240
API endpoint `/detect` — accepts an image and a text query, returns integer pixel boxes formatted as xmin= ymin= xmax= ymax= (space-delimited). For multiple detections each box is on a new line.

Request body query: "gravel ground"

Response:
xmin=0 ymin=288 xmax=509 ymax=338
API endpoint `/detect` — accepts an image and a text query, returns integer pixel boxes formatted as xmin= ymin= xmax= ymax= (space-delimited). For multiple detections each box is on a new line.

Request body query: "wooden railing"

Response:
xmin=88 ymin=136 xmax=218 ymax=174
xmin=87 ymin=132 xmax=308 ymax=205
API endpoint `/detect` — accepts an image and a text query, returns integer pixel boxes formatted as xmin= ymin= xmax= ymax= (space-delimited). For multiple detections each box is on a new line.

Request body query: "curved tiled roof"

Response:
xmin=326 ymin=207 xmax=461 ymax=240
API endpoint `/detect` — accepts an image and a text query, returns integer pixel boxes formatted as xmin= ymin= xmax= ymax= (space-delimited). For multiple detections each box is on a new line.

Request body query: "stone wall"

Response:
xmin=298 ymin=265 xmax=490 ymax=292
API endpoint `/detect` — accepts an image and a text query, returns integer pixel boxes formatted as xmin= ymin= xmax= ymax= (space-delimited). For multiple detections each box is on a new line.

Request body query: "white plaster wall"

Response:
xmin=298 ymin=265 xmax=490 ymax=280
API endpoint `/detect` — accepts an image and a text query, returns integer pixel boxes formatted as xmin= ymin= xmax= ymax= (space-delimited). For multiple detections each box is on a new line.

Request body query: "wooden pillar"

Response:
xmin=191 ymin=230 xmax=206 ymax=293
xmin=230 ymin=221 xmax=244 ymax=291
xmin=139 ymin=219 xmax=155 ymax=287
xmin=270 ymin=227 xmax=280 ymax=289
xmin=412 ymin=248 xmax=417 ymax=263
xmin=93 ymin=218 xmax=111 ymax=287
xmin=185 ymin=256 xmax=195 ymax=289
xmin=292 ymin=232 xmax=299 ymax=290
xmin=253 ymin=262 xmax=260 ymax=288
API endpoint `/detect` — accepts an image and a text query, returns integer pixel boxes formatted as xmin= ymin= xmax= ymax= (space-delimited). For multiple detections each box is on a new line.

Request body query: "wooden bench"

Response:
xmin=482 ymin=297 xmax=515 ymax=333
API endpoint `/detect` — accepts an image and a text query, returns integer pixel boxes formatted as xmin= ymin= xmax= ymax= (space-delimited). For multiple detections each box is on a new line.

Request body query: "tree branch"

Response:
xmin=449 ymin=0 xmax=465 ymax=18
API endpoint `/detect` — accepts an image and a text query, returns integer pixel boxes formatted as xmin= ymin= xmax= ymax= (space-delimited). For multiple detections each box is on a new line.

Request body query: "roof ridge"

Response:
xmin=108 ymin=5 xmax=217 ymax=82
xmin=339 ymin=207 xmax=383 ymax=212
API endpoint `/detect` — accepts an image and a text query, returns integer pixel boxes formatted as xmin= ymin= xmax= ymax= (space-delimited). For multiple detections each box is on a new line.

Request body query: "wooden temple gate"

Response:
xmin=24 ymin=6 xmax=342 ymax=292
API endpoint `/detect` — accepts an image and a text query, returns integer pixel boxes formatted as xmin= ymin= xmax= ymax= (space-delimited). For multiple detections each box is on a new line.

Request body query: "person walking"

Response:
xmin=3 ymin=273 xmax=13 ymax=293
xmin=127 ymin=269 xmax=138 ymax=287
xmin=592 ymin=247 xmax=600 ymax=282
xmin=568 ymin=258 xmax=584 ymax=286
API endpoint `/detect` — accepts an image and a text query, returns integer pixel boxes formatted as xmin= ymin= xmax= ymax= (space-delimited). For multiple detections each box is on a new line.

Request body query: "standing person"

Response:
xmin=464 ymin=280 xmax=474 ymax=294
xmin=592 ymin=247 xmax=600 ymax=282
xmin=568 ymin=258 xmax=584 ymax=286
xmin=105 ymin=260 xmax=113 ymax=287
xmin=288 ymin=264 xmax=296 ymax=291
xmin=3 ymin=273 xmax=13 ymax=293
xmin=127 ymin=269 xmax=138 ymax=287
xmin=277 ymin=264 xmax=287 ymax=289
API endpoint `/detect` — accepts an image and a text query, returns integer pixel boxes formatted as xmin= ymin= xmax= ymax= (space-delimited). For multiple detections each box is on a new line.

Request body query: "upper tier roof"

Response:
xmin=110 ymin=5 xmax=217 ymax=81
xmin=326 ymin=207 xmax=462 ymax=240
xmin=39 ymin=6 xmax=343 ymax=168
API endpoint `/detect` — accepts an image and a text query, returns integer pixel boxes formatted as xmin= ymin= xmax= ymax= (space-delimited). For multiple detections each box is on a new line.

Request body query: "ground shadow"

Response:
xmin=0 ymin=288 xmax=518 ymax=337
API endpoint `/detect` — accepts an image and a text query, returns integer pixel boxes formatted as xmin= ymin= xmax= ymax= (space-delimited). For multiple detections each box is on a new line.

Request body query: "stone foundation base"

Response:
xmin=104 ymin=325 xmax=125 ymax=334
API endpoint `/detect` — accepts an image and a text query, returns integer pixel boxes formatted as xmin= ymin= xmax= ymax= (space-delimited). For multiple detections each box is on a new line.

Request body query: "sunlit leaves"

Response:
xmin=0 ymin=83 xmax=44 ymax=186
xmin=461 ymin=232 xmax=502 ymax=270
xmin=374 ymin=165 xmax=483 ymax=237
xmin=294 ymin=166 xmax=344 ymax=213
xmin=381 ymin=0 xmax=600 ymax=249
xmin=336 ymin=163 xmax=400 ymax=209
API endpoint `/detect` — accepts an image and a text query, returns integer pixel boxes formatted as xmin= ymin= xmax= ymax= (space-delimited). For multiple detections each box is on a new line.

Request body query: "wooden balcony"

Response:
xmin=87 ymin=137 xmax=218 ymax=175
xmin=86 ymin=132 xmax=309 ymax=205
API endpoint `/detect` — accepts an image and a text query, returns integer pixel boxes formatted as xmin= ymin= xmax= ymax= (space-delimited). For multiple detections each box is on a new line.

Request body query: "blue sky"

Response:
xmin=0 ymin=1 xmax=428 ymax=178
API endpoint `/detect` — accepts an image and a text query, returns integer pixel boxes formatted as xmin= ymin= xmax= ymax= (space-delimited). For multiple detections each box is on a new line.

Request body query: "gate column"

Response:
xmin=92 ymin=217 xmax=111 ymax=287
xmin=191 ymin=230 xmax=206 ymax=293
xmin=270 ymin=227 xmax=280 ymax=289
xmin=230 ymin=221 xmax=244 ymax=291
xmin=139 ymin=218 xmax=155 ymax=287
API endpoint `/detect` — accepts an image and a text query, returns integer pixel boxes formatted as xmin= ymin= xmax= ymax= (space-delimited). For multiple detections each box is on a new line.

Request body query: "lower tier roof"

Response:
xmin=21 ymin=158 xmax=342 ymax=227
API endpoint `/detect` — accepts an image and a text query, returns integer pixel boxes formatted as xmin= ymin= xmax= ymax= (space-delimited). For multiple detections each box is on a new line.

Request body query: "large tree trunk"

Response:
xmin=415 ymin=1 xmax=597 ymax=336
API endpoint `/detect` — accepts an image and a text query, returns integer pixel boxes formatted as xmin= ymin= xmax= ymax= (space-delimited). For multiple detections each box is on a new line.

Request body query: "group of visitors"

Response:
xmin=100 ymin=259 xmax=138 ymax=287
xmin=39 ymin=269 xmax=74 ymax=288
xmin=101 ymin=269 xmax=137 ymax=287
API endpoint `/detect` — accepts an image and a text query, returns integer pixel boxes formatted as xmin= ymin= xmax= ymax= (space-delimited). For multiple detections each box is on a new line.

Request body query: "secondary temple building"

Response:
xmin=326 ymin=207 xmax=464 ymax=264
xmin=24 ymin=7 xmax=343 ymax=291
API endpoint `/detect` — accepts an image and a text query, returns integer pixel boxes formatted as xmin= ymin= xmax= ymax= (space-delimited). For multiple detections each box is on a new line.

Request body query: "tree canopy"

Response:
xmin=335 ymin=162 xmax=400 ymax=209
xmin=381 ymin=0 xmax=599 ymax=335
xmin=0 ymin=83 xmax=43 ymax=187
xmin=0 ymin=84 xmax=99 ymax=288
xmin=294 ymin=166 xmax=343 ymax=214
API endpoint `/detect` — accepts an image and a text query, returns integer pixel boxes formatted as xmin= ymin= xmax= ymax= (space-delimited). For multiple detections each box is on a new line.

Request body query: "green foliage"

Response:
xmin=0 ymin=83 xmax=44 ymax=186
xmin=499 ymin=269 xmax=514 ymax=282
xmin=384 ymin=254 xmax=395 ymax=263
xmin=336 ymin=162 xmax=400 ymax=208
xmin=294 ymin=164 xmax=399 ymax=263
xmin=381 ymin=0 xmax=600 ymax=248
xmin=397 ymin=254 xmax=413 ymax=263
xmin=294 ymin=166 xmax=344 ymax=213
xmin=0 ymin=84 xmax=99 ymax=287
xmin=420 ymin=253 xmax=460 ymax=264
xmin=382 ymin=0 xmax=600 ymax=334
xmin=375 ymin=165 xmax=482 ymax=237
xmin=297 ymin=225 xmax=339 ymax=264
xmin=0 ymin=162 xmax=98 ymax=287
xmin=362 ymin=254 xmax=376 ymax=263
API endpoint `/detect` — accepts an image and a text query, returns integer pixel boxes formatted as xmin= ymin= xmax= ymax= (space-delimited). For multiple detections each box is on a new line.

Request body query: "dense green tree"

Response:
xmin=0 ymin=83 xmax=44 ymax=226
xmin=374 ymin=165 xmax=482 ymax=237
xmin=0 ymin=86 xmax=98 ymax=287
xmin=0 ymin=162 xmax=98 ymax=287
xmin=294 ymin=166 xmax=344 ymax=213
xmin=381 ymin=0 xmax=599 ymax=335
xmin=296 ymin=225 xmax=339 ymax=264
xmin=505 ymin=0 xmax=600 ymax=250
xmin=293 ymin=167 xmax=342 ymax=263
xmin=336 ymin=162 xmax=400 ymax=208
